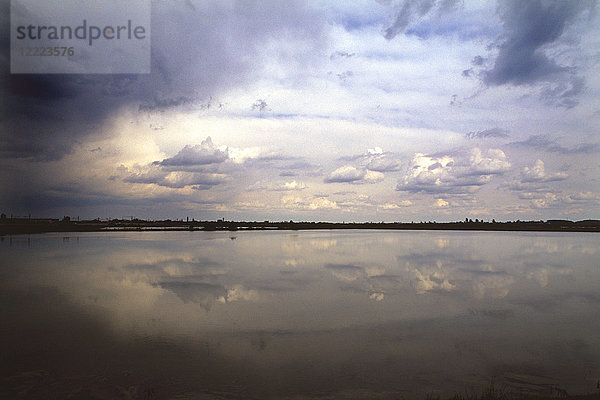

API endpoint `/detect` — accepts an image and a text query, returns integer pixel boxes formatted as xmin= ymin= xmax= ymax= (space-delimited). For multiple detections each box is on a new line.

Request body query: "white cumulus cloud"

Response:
xmin=521 ymin=160 xmax=568 ymax=183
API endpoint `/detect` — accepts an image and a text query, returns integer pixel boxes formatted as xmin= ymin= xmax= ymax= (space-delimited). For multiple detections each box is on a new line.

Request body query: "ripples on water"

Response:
xmin=1 ymin=231 xmax=599 ymax=399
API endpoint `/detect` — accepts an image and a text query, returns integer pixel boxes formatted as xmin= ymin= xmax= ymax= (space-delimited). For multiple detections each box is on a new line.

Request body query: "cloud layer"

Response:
xmin=1 ymin=0 xmax=599 ymax=221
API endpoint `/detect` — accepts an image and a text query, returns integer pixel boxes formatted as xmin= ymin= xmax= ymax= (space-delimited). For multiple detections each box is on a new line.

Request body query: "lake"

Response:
xmin=1 ymin=230 xmax=599 ymax=399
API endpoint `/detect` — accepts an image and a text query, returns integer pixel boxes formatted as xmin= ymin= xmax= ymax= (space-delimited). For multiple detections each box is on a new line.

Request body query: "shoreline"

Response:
xmin=1 ymin=218 xmax=599 ymax=235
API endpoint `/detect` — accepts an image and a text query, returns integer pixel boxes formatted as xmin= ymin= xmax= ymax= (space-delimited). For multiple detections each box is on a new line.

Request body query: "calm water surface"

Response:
xmin=1 ymin=230 xmax=599 ymax=399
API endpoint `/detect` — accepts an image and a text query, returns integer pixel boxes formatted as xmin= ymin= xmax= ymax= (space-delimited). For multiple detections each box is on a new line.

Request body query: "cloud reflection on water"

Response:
xmin=1 ymin=231 xmax=599 ymax=399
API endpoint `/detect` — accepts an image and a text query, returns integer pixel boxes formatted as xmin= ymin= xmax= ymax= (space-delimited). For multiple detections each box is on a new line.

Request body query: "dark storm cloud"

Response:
xmin=482 ymin=0 xmax=595 ymax=87
xmin=0 ymin=0 xmax=327 ymax=161
xmin=138 ymin=96 xmax=197 ymax=112
xmin=0 ymin=139 xmax=73 ymax=162
xmin=7 ymin=185 xmax=195 ymax=212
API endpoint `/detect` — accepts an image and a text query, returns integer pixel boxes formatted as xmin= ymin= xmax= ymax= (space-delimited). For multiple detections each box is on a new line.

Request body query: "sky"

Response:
xmin=1 ymin=0 xmax=599 ymax=222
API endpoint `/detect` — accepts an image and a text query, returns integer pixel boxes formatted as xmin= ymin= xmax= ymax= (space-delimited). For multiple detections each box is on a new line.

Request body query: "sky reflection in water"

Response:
xmin=1 ymin=231 xmax=599 ymax=399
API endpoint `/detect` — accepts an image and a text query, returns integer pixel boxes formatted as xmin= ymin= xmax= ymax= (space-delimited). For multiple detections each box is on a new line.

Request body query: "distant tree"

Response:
xmin=0 ymin=213 xmax=6 ymax=221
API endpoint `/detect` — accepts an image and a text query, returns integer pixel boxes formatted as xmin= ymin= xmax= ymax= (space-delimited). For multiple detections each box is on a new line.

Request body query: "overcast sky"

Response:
xmin=1 ymin=0 xmax=599 ymax=222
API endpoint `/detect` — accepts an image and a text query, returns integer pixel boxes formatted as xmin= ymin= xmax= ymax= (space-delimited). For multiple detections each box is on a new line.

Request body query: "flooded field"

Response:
xmin=1 ymin=230 xmax=599 ymax=399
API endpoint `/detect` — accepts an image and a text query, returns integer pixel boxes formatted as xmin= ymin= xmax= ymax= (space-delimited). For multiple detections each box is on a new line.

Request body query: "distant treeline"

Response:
xmin=1 ymin=213 xmax=599 ymax=234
